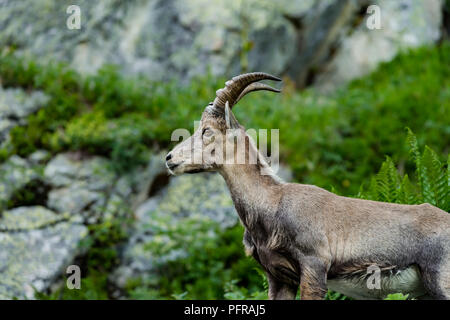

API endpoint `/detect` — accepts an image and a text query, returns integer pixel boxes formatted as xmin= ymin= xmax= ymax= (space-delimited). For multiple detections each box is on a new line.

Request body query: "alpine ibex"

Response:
xmin=165 ymin=72 xmax=450 ymax=300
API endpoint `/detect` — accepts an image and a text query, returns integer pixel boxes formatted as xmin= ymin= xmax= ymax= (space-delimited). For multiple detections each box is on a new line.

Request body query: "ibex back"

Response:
xmin=166 ymin=73 xmax=450 ymax=300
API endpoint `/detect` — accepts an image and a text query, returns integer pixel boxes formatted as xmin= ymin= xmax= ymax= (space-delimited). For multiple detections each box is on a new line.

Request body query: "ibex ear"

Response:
xmin=225 ymin=101 xmax=240 ymax=129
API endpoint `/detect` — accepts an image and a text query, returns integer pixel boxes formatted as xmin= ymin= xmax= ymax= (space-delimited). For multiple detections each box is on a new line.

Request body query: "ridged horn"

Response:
xmin=212 ymin=72 xmax=281 ymax=109
xmin=234 ymin=82 xmax=281 ymax=105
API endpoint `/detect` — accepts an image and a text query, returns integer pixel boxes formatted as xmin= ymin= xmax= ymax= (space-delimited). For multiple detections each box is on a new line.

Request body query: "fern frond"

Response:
xmin=365 ymin=176 xmax=378 ymax=201
xmin=375 ymin=157 xmax=400 ymax=203
xmin=398 ymin=174 xmax=419 ymax=205
xmin=254 ymin=268 xmax=268 ymax=291
xmin=406 ymin=128 xmax=422 ymax=198
xmin=359 ymin=131 xmax=447 ymax=211
xmin=420 ymin=146 xmax=446 ymax=208
xmin=406 ymin=128 xmax=421 ymax=167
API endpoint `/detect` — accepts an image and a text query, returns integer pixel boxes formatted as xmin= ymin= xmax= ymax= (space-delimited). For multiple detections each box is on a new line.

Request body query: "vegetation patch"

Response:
xmin=1 ymin=44 xmax=449 ymax=190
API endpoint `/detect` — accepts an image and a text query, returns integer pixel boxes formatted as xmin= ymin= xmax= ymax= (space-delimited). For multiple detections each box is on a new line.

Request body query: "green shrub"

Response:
xmin=239 ymin=44 xmax=450 ymax=193
xmin=1 ymin=44 xmax=449 ymax=191
xmin=126 ymin=214 xmax=263 ymax=300
xmin=360 ymin=129 xmax=449 ymax=212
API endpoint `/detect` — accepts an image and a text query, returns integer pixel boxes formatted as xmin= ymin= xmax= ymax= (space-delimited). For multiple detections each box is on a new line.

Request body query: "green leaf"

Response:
xmin=406 ymin=128 xmax=423 ymax=199
xmin=398 ymin=175 xmax=419 ymax=205
xmin=384 ymin=293 xmax=409 ymax=300
xmin=420 ymin=146 xmax=447 ymax=208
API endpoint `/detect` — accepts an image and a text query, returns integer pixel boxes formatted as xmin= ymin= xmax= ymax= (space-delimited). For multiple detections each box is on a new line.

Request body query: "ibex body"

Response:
xmin=166 ymin=73 xmax=450 ymax=300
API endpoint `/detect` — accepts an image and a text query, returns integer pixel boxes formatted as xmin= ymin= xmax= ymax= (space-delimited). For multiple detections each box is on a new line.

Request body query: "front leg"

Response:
xmin=299 ymin=257 xmax=328 ymax=300
xmin=267 ymin=273 xmax=298 ymax=300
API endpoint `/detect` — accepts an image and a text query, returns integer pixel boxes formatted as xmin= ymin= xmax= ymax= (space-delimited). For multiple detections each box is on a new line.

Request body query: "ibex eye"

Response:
xmin=202 ymin=128 xmax=211 ymax=136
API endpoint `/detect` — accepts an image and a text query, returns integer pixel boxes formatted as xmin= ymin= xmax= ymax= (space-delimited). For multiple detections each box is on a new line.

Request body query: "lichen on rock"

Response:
xmin=110 ymin=172 xmax=238 ymax=294
xmin=0 ymin=206 xmax=87 ymax=299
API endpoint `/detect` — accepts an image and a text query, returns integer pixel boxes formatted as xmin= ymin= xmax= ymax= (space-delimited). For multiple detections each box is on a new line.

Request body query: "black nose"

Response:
xmin=166 ymin=153 xmax=172 ymax=161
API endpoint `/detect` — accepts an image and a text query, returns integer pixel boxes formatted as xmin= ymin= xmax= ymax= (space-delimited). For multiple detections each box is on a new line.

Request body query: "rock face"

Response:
xmin=0 ymin=86 xmax=49 ymax=147
xmin=0 ymin=206 xmax=88 ymax=299
xmin=0 ymin=156 xmax=42 ymax=210
xmin=111 ymin=172 xmax=238 ymax=294
xmin=313 ymin=0 xmax=444 ymax=91
xmin=45 ymin=154 xmax=117 ymax=223
xmin=0 ymin=149 xmax=171 ymax=299
xmin=0 ymin=0 xmax=443 ymax=88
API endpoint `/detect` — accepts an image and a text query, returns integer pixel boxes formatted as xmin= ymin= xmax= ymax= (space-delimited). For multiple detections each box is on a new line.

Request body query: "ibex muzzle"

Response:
xmin=166 ymin=72 xmax=450 ymax=300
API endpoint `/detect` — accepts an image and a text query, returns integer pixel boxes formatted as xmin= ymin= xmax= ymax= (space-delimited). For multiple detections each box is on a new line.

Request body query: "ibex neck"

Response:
xmin=219 ymin=163 xmax=283 ymax=230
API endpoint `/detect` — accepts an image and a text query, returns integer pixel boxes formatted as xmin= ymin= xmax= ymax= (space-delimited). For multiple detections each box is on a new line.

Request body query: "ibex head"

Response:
xmin=165 ymin=72 xmax=281 ymax=175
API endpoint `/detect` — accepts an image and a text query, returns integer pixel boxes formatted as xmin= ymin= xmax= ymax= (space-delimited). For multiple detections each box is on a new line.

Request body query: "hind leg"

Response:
xmin=440 ymin=257 xmax=450 ymax=299
xmin=421 ymin=253 xmax=450 ymax=300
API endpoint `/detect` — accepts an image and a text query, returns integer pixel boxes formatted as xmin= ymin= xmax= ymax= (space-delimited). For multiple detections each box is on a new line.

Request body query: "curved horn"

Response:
xmin=234 ymin=82 xmax=281 ymax=105
xmin=212 ymin=72 xmax=281 ymax=109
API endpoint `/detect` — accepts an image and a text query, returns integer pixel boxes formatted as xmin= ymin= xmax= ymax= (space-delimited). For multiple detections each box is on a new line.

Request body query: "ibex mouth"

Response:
xmin=167 ymin=162 xmax=179 ymax=171
xmin=166 ymin=161 xmax=180 ymax=175
xmin=185 ymin=169 xmax=203 ymax=174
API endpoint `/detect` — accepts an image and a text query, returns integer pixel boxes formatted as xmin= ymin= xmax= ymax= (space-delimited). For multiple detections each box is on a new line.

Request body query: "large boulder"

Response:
xmin=44 ymin=152 xmax=167 ymax=223
xmin=0 ymin=86 xmax=49 ymax=146
xmin=111 ymin=172 xmax=238 ymax=293
xmin=0 ymin=156 xmax=42 ymax=210
xmin=0 ymin=87 xmax=49 ymax=120
xmin=0 ymin=206 xmax=88 ymax=299
xmin=0 ymin=0 xmax=304 ymax=81
xmin=44 ymin=153 xmax=116 ymax=189
xmin=44 ymin=153 xmax=117 ymax=223
xmin=0 ymin=151 xmax=162 ymax=299
xmin=0 ymin=0 xmax=442 ymax=88
xmin=314 ymin=0 xmax=444 ymax=91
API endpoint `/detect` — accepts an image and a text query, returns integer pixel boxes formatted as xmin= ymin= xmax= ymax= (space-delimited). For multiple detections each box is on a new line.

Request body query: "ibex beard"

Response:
xmin=166 ymin=72 xmax=450 ymax=300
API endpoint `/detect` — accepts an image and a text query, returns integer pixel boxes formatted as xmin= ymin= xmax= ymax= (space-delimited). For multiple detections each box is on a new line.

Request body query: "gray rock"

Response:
xmin=315 ymin=0 xmax=443 ymax=91
xmin=47 ymin=183 xmax=105 ymax=217
xmin=0 ymin=119 xmax=14 ymax=139
xmin=0 ymin=206 xmax=70 ymax=231
xmin=0 ymin=88 xmax=49 ymax=119
xmin=43 ymin=154 xmax=81 ymax=187
xmin=0 ymin=0 xmax=442 ymax=88
xmin=0 ymin=206 xmax=87 ymax=299
xmin=0 ymin=156 xmax=41 ymax=210
xmin=111 ymin=172 xmax=238 ymax=291
xmin=44 ymin=153 xmax=115 ymax=190
xmin=28 ymin=150 xmax=51 ymax=165
xmin=0 ymin=87 xmax=49 ymax=143
xmin=134 ymin=198 xmax=159 ymax=222
xmin=44 ymin=153 xmax=119 ymax=223
xmin=0 ymin=149 xmax=166 ymax=298
xmin=0 ymin=0 xmax=302 ymax=82
xmin=137 ymin=172 xmax=237 ymax=227
xmin=117 ymin=150 xmax=168 ymax=206
xmin=102 ymin=193 xmax=128 ymax=222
